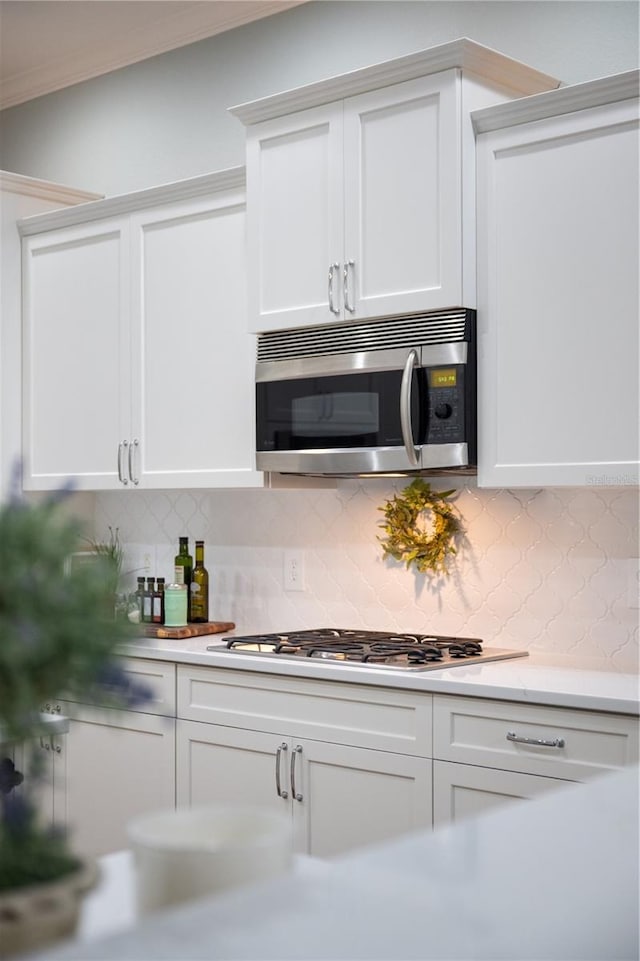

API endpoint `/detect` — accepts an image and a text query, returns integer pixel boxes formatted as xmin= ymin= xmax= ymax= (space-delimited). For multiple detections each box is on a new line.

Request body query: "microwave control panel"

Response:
xmin=425 ymin=366 xmax=466 ymax=444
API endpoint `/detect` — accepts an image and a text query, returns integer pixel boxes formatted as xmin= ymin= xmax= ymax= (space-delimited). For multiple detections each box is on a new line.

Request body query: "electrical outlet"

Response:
xmin=284 ymin=550 xmax=305 ymax=592
xmin=143 ymin=552 xmax=152 ymax=572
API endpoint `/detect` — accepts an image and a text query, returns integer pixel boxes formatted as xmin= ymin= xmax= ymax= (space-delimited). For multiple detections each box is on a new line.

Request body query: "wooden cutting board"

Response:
xmin=143 ymin=621 xmax=235 ymax=639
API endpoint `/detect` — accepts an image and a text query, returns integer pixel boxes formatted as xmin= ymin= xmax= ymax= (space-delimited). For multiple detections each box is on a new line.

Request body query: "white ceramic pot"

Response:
xmin=128 ymin=804 xmax=292 ymax=916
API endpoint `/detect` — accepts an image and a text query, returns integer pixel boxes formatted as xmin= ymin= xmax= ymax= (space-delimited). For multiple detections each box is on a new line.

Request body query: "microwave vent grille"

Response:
xmin=256 ymin=309 xmax=472 ymax=363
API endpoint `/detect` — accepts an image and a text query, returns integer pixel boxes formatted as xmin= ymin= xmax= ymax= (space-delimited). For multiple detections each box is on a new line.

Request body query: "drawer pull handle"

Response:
xmin=275 ymin=742 xmax=288 ymax=799
xmin=507 ymin=731 xmax=565 ymax=749
xmin=290 ymin=744 xmax=303 ymax=802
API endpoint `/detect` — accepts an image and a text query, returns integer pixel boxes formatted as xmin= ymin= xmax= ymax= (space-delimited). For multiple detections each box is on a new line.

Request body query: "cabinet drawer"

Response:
xmin=177 ymin=666 xmax=431 ymax=756
xmin=433 ymin=696 xmax=639 ymax=781
xmin=433 ymin=759 xmax=569 ymax=827
xmin=122 ymin=658 xmax=176 ymax=716
xmin=59 ymin=657 xmax=176 ymax=717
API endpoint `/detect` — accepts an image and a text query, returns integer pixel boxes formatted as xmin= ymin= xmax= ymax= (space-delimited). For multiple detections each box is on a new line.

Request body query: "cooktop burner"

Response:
xmin=208 ymin=628 xmax=528 ymax=672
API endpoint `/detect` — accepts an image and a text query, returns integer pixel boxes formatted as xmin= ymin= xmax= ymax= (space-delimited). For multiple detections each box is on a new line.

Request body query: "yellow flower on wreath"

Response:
xmin=377 ymin=478 xmax=462 ymax=575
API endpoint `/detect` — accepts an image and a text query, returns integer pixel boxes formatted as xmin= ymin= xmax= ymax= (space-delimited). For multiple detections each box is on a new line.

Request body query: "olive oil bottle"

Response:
xmin=190 ymin=540 xmax=209 ymax=623
xmin=174 ymin=537 xmax=193 ymax=620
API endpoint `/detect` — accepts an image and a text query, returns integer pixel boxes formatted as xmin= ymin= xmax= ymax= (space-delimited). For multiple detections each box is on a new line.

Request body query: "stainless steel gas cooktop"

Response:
xmin=207 ymin=628 xmax=528 ymax=672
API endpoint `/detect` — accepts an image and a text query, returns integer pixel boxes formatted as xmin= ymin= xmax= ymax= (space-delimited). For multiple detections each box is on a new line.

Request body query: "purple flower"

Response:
xmin=0 ymin=758 xmax=24 ymax=795
xmin=1 ymin=792 xmax=32 ymax=835
xmin=93 ymin=662 xmax=153 ymax=709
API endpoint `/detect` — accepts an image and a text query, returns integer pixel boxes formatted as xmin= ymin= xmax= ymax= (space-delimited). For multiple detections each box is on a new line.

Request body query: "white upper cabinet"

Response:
xmin=23 ymin=217 xmax=130 ymax=489
xmin=474 ymin=71 xmax=640 ymax=487
xmin=20 ymin=169 xmax=265 ymax=491
xmin=0 ymin=172 xmax=100 ymax=502
xmin=129 ymin=192 xmax=258 ymax=489
xmin=343 ymin=75 xmax=460 ymax=320
xmin=230 ymin=39 xmax=559 ymax=333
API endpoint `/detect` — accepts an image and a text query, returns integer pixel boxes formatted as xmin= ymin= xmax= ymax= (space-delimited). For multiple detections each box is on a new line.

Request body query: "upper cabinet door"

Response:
xmin=476 ymin=92 xmax=639 ymax=487
xmin=343 ymin=72 xmax=461 ymax=321
xmin=21 ymin=170 xmax=266 ymax=492
xmin=130 ymin=192 xmax=263 ymax=488
xmin=22 ymin=218 xmax=130 ymax=491
xmin=236 ymin=40 xmax=560 ymax=334
xmin=246 ymin=103 xmax=344 ymax=332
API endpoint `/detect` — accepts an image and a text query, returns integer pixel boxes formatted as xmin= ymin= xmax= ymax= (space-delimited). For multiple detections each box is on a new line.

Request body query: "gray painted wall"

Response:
xmin=0 ymin=0 xmax=638 ymax=196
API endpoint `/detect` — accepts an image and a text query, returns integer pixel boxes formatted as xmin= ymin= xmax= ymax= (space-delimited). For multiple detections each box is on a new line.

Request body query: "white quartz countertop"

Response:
xmin=120 ymin=633 xmax=640 ymax=715
xmin=38 ymin=764 xmax=639 ymax=961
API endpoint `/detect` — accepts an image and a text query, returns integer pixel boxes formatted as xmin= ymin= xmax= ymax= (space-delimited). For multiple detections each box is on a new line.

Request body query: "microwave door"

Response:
xmin=255 ymin=348 xmax=424 ymax=474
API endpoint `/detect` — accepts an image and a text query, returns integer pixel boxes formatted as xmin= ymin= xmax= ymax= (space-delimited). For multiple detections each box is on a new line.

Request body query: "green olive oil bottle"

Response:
xmin=190 ymin=540 xmax=209 ymax=623
xmin=174 ymin=536 xmax=193 ymax=620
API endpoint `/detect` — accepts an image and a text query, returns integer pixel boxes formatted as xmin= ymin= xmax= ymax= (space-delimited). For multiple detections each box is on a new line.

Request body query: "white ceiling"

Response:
xmin=0 ymin=1 xmax=306 ymax=110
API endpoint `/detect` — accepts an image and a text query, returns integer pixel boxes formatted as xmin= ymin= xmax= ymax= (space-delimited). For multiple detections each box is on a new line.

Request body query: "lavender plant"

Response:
xmin=0 ymin=480 xmax=150 ymax=891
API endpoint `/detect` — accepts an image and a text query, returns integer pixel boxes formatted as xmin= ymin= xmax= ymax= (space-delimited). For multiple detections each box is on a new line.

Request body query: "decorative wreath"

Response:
xmin=377 ymin=479 xmax=462 ymax=576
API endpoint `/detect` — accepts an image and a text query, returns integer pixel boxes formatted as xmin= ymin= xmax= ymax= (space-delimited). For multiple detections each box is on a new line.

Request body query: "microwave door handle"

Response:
xmin=400 ymin=350 xmax=420 ymax=467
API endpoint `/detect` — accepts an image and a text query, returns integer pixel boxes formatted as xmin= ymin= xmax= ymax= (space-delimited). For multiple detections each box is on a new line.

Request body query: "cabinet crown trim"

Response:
xmin=228 ymin=38 xmax=559 ymax=125
xmin=472 ymin=69 xmax=640 ymax=134
xmin=18 ymin=166 xmax=246 ymax=236
xmin=1 ymin=170 xmax=101 ymax=205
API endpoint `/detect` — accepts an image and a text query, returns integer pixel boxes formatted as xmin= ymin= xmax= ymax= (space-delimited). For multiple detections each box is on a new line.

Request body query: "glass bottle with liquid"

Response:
xmin=189 ymin=540 xmax=209 ymax=623
xmin=174 ymin=537 xmax=193 ymax=619
xmin=135 ymin=576 xmax=146 ymax=622
xmin=164 ymin=583 xmax=188 ymax=627
xmin=143 ymin=577 xmax=155 ymax=624
xmin=152 ymin=577 xmax=165 ymax=624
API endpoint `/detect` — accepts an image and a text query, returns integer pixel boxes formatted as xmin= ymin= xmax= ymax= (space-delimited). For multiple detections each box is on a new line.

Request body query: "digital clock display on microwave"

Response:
xmin=430 ymin=368 xmax=457 ymax=388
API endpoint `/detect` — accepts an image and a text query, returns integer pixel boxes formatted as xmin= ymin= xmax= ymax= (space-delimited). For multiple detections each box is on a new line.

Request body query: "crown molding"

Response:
xmin=0 ymin=170 xmax=101 ymax=204
xmin=17 ymin=167 xmax=246 ymax=236
xmin=228 ymin=38 xmax=560 ymax=125
xmin=472 ymin=70 xmax=640 ymax=134
xmin=1 ymin=2 xmax=304 ymax=110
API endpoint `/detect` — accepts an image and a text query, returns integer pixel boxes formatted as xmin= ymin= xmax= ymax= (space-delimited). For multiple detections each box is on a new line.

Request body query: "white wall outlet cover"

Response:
xmin=283 ymin=550 xmax=305 ymax=592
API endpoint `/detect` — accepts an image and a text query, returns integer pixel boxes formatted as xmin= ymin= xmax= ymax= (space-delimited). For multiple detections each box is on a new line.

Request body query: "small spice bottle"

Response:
xmin=143 ymin=577 xmax=155 ymax=623
xmin=135 ymin=576 xmax=146 ymax=622
xmin=153 ymin=577 xmax=165 ymax=624
xmin=163 ymin=583 xmax=188 ymax=627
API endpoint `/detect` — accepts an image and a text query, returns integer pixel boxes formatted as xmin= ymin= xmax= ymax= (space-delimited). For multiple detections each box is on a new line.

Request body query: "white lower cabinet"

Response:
xmin=11 ymin=736 xmax=63 ymax=831
xmin=33 ymin=659 xmax=179 ymax=859
xmin=25 ymin=658 xmax=637 ymax=856
xmin=433 ymin=759 xmax=567 ymax=826
xmin=176 ymin=666 xmax=433 ymax=857
xmin=432 ymin=694 xmax=639 ymax=826
xmin=176 ymin=719 xmax=431 ymax=858
xmin=297 ymin=738 xmax=430 ymax=858
xmin=57 ymin=701 xmax=175 ymax=859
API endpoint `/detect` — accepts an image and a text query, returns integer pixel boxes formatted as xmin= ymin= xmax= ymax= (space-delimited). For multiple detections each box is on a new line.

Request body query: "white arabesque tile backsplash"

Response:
xmin=95 ymin=481 xmax=639 ymax=671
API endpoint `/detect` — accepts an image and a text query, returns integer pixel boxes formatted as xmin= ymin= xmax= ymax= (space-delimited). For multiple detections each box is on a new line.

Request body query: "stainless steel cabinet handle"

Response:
xmin=275 ymin=742 xmax=289 ymax=799
xmin=507 ymin=731 xmax=565 ymax=749
xmin=290 ymin=744 xmax=303 ymax=802
xmin=343 ymin=260 xmax=355 ymax=313
xmin=117 ymin=442 xmax=129 ymax=485
xmin=128 ymin=438 xmax=139 ymax=486
xmin=328 ymin=262 xmax=340 ymax=315
xmin=400 ymin=349 xmax=420 ymax=467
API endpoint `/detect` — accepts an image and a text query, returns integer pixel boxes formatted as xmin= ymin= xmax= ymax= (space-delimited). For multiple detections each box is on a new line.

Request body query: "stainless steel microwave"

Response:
xmin=255 ymin=309 xmax=476 ymax=476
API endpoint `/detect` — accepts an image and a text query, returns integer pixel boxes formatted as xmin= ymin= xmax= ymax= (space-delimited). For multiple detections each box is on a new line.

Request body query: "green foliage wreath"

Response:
xmin=377 ymin=478 xmax=462 ymax=576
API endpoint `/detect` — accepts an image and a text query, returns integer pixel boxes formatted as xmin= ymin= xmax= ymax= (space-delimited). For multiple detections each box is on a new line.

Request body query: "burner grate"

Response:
xmin=212 ymin=629 xmax=528 ymax=672
xmin=223 ymin=628 xmax=486 ymax=666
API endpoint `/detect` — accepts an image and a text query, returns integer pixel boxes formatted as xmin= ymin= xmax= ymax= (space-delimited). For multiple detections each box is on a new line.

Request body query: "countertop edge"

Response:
xmin=117 ymin=638 xmax=640 ymax=717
